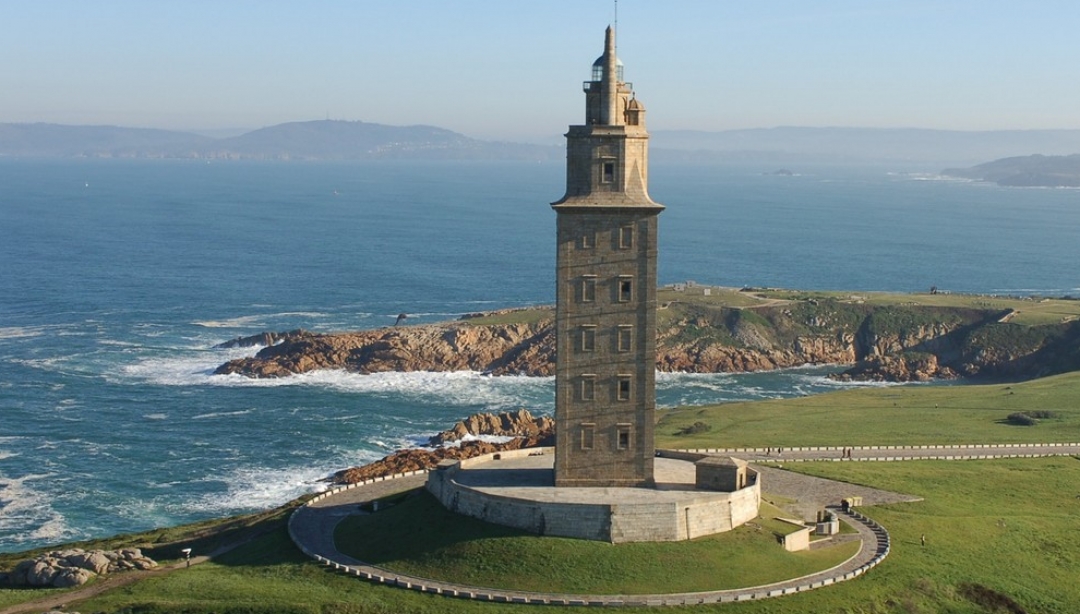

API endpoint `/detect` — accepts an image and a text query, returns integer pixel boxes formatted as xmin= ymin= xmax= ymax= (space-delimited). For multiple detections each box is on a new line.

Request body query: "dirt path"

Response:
xmin=0 ymin=526 xmax=273 ymax=614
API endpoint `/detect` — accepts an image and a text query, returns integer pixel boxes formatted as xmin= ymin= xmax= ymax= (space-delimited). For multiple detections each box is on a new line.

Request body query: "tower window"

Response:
xmin=616 ymin=424 xmax=632 ymax=450
xmin=581 ymin=423 xmax=596 ymax=450
xmin=579 ymin=326 xmax=596 ymax=352
xmin=617 ymin=375 xmax=632 ymax=401
xmin=619 ymin=226 xmax=633 ymax=249
xmin=618 ymin=277 xmax=633 ymax=302
xmin=580 ymin=375 xmax=596 ymax=401
xmin=581 ymin=276 xmax=597 ymax=302
xmin=602 ymin=161 xmax=615 ymax=183
xmin=617 ymin=325 xmax=633 ymax=352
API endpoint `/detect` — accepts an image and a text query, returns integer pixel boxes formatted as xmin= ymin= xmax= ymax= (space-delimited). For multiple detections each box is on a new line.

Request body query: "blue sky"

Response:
xmin=3 ymin=1 xmax=1079 ymax=141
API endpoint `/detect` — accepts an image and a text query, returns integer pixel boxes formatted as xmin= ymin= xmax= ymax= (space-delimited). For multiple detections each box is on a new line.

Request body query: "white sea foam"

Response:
xmin=193 ymin=312 xmax=331 ymax=328
xmin=144 ymin=413 xmax=169 ymax=420
xmin=212 ymin=369 xmax=554 ymax=411
xmin=116 ymin=347 xmax=262 ymax=385
xmin=901 ymin=173 xmax=971 ymax=182
xmin=191 ymin=409 xmax=254 ymax=420
xmin=0 ymin=327 xmax=45 ymax=340
xmin=193 ymin=316 xmax=270 ymax=328
xmin=0 ymin=473 xmax=72 ymax=547
xmin=441 ymin=434 xmax=517 ymax=448
xmin=99 ymin=339 xmax=144 ymax=348
xmin=793 ymin=374 xmax=901 ymax=389
xmin=185 ymin=463 xmax=339 ymax=515
xmin=0 ymin=324 xmax=86 ymax=341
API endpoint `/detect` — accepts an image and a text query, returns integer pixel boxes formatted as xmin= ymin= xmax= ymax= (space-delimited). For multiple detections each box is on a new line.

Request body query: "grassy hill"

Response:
xmin=4 ymin=370 xmax=1080 ymax=612
xmin=657 ymin=370 xmax=1080 ymax=449
xmin=462 ymin=286 xmax=1080 ymax=381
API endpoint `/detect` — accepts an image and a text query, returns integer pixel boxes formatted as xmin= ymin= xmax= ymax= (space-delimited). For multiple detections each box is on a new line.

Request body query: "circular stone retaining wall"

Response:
xmin=425 ymin=447 xmax=761 ymax=543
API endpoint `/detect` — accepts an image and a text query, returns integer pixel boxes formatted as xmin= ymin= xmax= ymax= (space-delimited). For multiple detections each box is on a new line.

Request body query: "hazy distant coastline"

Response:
xmin=4 ymin=120 xmax=1080 ymax=167
xmin=942 ymin=154 xmax=1080 ymax=187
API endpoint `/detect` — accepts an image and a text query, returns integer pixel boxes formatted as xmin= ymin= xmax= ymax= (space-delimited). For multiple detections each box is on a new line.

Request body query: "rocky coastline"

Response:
xmin=324 ymin=409 xmax=554 ymax=485
xmin=214 ymin=298 xmax=1080 ymax=383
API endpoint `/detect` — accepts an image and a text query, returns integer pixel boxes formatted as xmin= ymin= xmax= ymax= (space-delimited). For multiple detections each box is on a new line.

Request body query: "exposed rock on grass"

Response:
xmin=2 ymin=548 xmax=157 ymax=588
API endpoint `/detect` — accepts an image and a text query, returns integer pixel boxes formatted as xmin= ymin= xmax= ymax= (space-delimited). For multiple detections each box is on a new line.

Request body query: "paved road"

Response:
xmin=678 ymin=443 xmax=1080 ymax=463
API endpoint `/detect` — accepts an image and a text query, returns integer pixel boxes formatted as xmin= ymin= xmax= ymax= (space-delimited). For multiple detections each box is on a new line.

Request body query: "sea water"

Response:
xmin=1 ymin=159 xmax=1078 ymax=552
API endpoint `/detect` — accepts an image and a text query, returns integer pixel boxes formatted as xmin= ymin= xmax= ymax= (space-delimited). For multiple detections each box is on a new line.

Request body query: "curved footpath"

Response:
xmin=287 ymin=442 xmax=1079 ymax=606
xmin=289 ymin=473 xmax=887 ymax=606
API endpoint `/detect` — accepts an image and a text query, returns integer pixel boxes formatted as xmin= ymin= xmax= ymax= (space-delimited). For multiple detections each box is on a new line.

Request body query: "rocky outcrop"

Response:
xmin=657 ymin=333 xmax=857 ymax=373
xmin=214 ymin=321 xmax=555 ymax=378
xmin=324 ymin=409 xmax=555 ymax=485
xmin=213 ymin=301 xmax=1080 ymax=383
xmin=327 ymin=434 xmax=553 ymax=485
xmin=2 ymin=548 xmax=157 ymax=588
xmin=214 ymin=329 xmax=308 ymax=349
xmin=833 ymin=354 xmax=959 ymax=382
xmin=427 ymin=409 xmax=554 ymax=446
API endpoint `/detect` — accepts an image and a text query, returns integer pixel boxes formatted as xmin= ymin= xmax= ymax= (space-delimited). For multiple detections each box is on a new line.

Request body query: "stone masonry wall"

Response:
xmin=426 ymin=449 xmax=761 ymax=544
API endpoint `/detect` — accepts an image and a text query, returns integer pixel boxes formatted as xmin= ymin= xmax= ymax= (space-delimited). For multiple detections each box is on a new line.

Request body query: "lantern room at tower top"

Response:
xmin=553 ymin=26 xmax=660 ymax=210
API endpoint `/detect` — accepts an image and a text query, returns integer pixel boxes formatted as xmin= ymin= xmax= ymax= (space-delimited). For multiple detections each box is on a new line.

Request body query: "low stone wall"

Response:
xmin=775 ymin=518 xmax=811 ymax=552
xmin=426 ymin=449 xmax=761 ymax=543
xmin=289 ymin=471 xmax=892 ymax=606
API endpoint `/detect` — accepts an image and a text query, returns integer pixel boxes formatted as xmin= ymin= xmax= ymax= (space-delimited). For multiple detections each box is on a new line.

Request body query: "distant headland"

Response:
xmin=215 ymin=287 xmax=1080 ymax=384
xmin=942 ymin=153 xmax=1080 ymax=187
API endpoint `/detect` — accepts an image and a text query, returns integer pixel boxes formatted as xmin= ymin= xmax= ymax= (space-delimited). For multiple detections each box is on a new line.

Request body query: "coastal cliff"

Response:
xmin=215 ymin=320 xmax=554 ymax=377
xmin=214 ymin=290 xmax=1080 ymax=383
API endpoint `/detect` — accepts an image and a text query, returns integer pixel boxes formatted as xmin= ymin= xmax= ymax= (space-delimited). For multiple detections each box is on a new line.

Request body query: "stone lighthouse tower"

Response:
xmin=552 ymin=26 xmax=663 ymax=488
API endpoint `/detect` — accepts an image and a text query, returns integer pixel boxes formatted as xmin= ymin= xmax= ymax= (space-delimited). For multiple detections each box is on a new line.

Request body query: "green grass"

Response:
xmin=60 ymin=456 xmax=1080 ymax=613
xmin=333 ymin=491 xmax=856 ymax=595
xmin=458 ymin=307 xmax=552 ymax=326
xmin=8 ymin=357 xmax=1080 ymax=612
xmin=0 ymin=500 xmax=302 ymax=610
xmin=657 ymin=286 xmax=774 ymax=309
xmin=777 ymin=457 xmax=1080 ymax=614
xmin=756 ymin=289 xmax=1080 ymax=326
xmin=658 ymin=370 xmax=1080 ymax=448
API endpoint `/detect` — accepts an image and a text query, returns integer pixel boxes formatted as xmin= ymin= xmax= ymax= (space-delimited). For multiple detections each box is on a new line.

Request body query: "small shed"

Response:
xmin=695 ymin=456 xmax=749 ymax=492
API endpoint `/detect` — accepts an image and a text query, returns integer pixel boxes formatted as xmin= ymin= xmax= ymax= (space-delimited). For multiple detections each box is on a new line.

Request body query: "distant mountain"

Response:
xmin=650 ymin=127 xmax=1080 ymax=166
xmin=0 ymin=123 xmax=211 ymax=158
xmin=0 ymin=120 xmax=559 ymax=161
xmin=205 ymin=120 xmax=558 ymax=160
xmin=6 ymin=121 xmax=1080 ymax=166
xmin=942 ymin=154 xmax=1080 ymax=187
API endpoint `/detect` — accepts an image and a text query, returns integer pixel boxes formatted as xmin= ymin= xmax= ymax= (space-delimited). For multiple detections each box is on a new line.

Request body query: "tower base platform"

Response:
xmin=425 ymin=447 xmax=760 ymax=543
